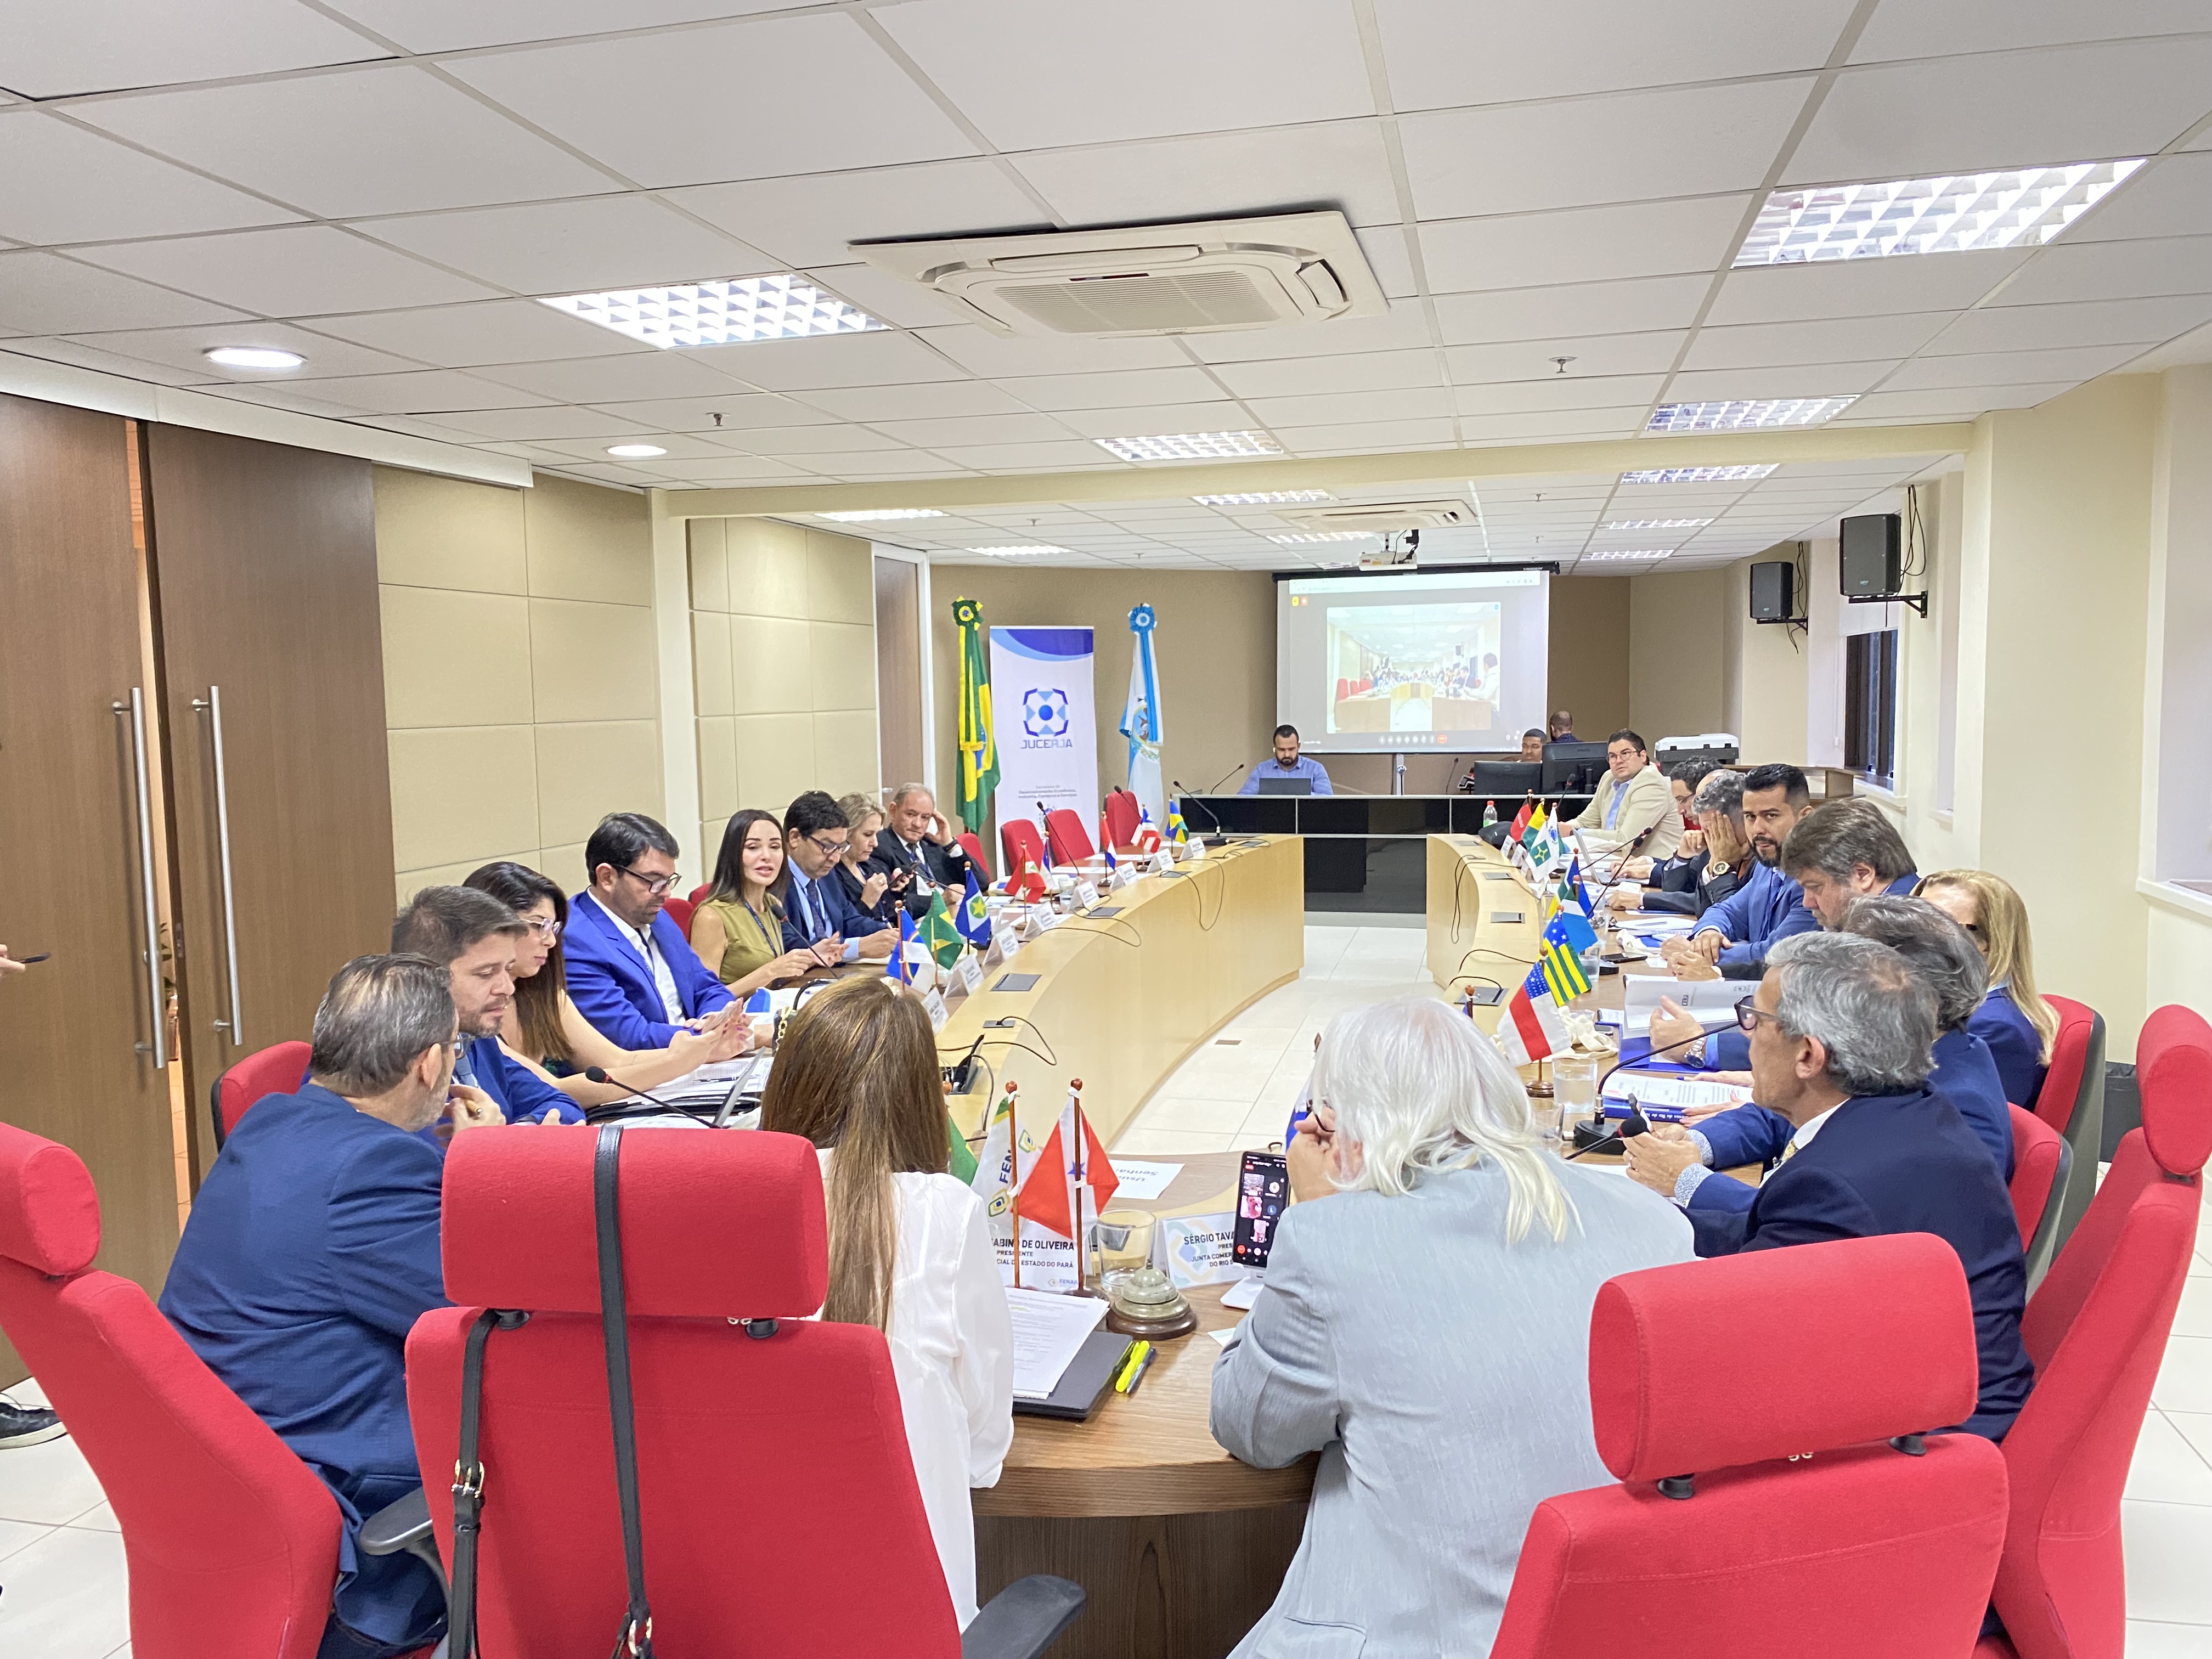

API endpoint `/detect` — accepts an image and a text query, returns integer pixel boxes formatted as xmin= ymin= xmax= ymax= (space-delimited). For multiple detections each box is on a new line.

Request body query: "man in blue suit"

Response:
xmin=162 ymin=955 xmax=505 ymax=1657
xmin=1662 ymin=763 xmax=1817 ymax=980
xmin=780 ymin=791 xmax=899 ymax=962
xmin=1624 ymin=933 xmax=2033 ymax=1439
xmin=564 ymin=812 xmax=736 ymax=1050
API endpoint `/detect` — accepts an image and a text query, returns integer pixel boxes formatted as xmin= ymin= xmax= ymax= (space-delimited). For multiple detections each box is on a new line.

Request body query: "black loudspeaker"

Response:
xmin=1749 ymin=560 xmax=1795 ymax=622
xmin=1839 ymin=512 xmax=1904 ymax=597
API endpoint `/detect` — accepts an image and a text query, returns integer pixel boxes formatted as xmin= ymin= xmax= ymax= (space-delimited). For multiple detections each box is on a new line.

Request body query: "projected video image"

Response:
xmin=1324 ymin=602 xmax=1501 ymax=736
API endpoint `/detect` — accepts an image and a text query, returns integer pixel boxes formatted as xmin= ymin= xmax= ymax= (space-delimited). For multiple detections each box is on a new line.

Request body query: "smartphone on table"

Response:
xmin=1232 ymin=1149 xmax=1290 ymax=1269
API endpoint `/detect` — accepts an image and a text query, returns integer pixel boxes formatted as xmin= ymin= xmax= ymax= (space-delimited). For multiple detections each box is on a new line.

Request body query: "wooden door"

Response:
xmin=874 ymin=554 xmax=923 ymax=791
xmin=0 ymin=394 xmax=182 ymax=1383
xmin=140 ymin=425 xmax=394 ymax=1182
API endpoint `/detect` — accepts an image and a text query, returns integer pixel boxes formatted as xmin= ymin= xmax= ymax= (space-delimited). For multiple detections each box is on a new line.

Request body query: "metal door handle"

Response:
xmin=190 ymin=687 xmax=242 ymax=1047
xmin=115 ymin=689 xmax=167 ymax=1069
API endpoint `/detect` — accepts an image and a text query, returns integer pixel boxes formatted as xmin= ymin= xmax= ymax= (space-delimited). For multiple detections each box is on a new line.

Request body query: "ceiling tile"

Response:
xmin=1787 ymin=38 xmax=2212 ymax=186
xmin=323 ymin=0 xmax=816 ymax=53
xmin=918 ymin=324 xmax=1190 ymax=379
xmin=1453 ymin=375 xmax=1666 ymax=416
xmin=1187 ymin=300 xmax=1437 ymax=364
xmin=1211 ymin=350 xmax=1442 ymax=400
xmin=1447 ymin=330 xmax=1688 ymax=383
xmin=0 ymin=112 xmax=300 ymax=245
xmin=664 ymin=159 xmax=1046 ymax=270
xmin=475 ymin=350 xmax=751 ymax=403
xmin=299 ymin=298 xmax=652 ymax=367
xmin=630 ymin=455 xmax=823 ymax=482
xmin=1835 ymin=383 xmax=2074 ymax=420
xmin=72 ymin=224 xmax=498 ymax=313
xmin=0 ymin=334 xmax=224 ymax=385
xmin=718 ymin=423 xmax=915 ymax=455
xmin=239 ymin=367 xmax=551 ymax=414
xmin=793 ymin=380 xmax=1022 ymax=422
xmin=930 ymin=441 xmax=1131 ymax=470
xmin=1432 ymin=275 xmax=1711 ymax=346
xmin=1011 ymin=121 xmax=1401 ymax=229
xmin=1375 ymin=0 xmax=1854 ymax=110
xmin=1927 ymin=294 xmax=2212 ymax=354
xmin=810 ymin=450 xmax=970 ymax=477
xmin=534 ymin=431 xmax=751 ymax=463
xmin=876 ymin=0 xmax=1372 ymax=152
xmin=1993 ymin=235 xmax=2212 ymax=306
xmin=0 ymin=0 xmax=387 ymax=98
xmin=2061 ymin=153 xmax=2212 ymax=244
xmin=445 ymin=14 xmax=979 ymax=189
xmin=1355 ymin=224 xmax=1420 ymax=298
xmin=360 ymin=195 xmax=773 ymax=295
xmin=72 ymin=64 xmax=618 ymax=219
xmin=989 ymin=366 xmax=1228 ymax=411
xmin=1705 ymin=249 xmax=2025 ymax=324
xmin=0 ymin=249 xmax=252 ymax=334
xmin=1419 ymin=195 xmax=1754 ymax=292
xmin=868 ymin=412 xmax=1078 ymax=447
xmin=800 ymin=263 xmax=968 ymax=330
xmin=709 ymin=328 xmax=967 ymax=391
xmin=1850 ymin=0 xmax=2212 ymax=63
xmin=194 ymin=380 xmax=395 ymax=419
xmin=2124 ymin=318 xmax=2212 ymax=372
xmin=430 ymin=404 xmax=661 ymax=441
xmin=1659 ymin=360 xmax=1897 ymax=398
xmin=1682 ymin=312 xmax=1950 ymax=370
xmin=1400 ymin=78 xmax=1813 ymax=221
xmin=594 ymin=393 xmax=843 ymax=433
xmin=1243 ymin=387 xmax=1453 ymax=426
xmin=62 ymin=319 xmax=423 ymax=379
xmin=1458 ymin=406 xmax=1647 ymax=438
xmin=1880 ymin=343 xmax=2142 ymax=390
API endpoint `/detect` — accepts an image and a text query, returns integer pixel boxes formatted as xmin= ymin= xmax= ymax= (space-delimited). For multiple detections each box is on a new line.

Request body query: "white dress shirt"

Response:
xmin=816 ymin=1151 xmax=1013 ymax=1628
xmin=623 ymin=921 xmax=685 ymax=1022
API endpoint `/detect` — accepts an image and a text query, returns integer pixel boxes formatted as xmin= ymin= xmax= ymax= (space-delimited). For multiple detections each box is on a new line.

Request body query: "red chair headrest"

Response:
xmin=442 ymin=1127 xmax=828 ymax=1318
xmin=0 ymin=1123 xmax=101 ymax=1277
xmin=1589 ymin=1233 xmax=1977 ymax=1482
xmin=2137 ymin=1005 xmax=2212 ymax=1178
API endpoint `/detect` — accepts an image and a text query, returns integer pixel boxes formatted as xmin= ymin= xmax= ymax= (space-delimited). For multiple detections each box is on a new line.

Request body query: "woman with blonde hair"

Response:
xmin=1917 ymin=868 xmax=2057 ymax=1105
xmin=759 ymin=975 xmax=1011 ymax=1628
xmin=1210 ymin=995 xmax=1692 ymax=1658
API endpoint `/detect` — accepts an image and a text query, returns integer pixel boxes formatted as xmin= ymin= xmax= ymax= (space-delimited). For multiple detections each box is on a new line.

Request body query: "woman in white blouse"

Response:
xmin=759 ymin=975 xmax=1013 ymax=1627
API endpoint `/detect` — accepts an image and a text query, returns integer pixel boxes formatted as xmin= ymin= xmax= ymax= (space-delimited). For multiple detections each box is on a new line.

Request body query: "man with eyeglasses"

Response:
xmin=780 ymin=791 xmax=899 ymax=963
xmin=563 ymin=812 xmax=736 ymax=1051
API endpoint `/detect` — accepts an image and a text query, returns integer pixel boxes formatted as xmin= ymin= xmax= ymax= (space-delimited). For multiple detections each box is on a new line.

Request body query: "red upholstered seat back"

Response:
xmin=1043 ymin=808 xmax=1095 ymax=864
xmin=661 ymin=894 xmax=695 ymax=936
xmin=1995 ymin=1005 xmax=2211 ymax=1659
xmin=2007 ymin=1103 xmax=2066 ymax=1248
xmin=1491 ymin=1234 xmax=2007 ymax=1659
xmin=0 ymin=1124 xmax=341 ymax=1659
xmin=2033 ymin=994 xmax=2101 ymax=1133
xmin=1000 ymin=817 xmax=1045 ymax=874
xmin=408 ymin=1126 xmax=961 ymax=1658
xmin=213 ymin=1039 xmax=313 ymax=1146
xmin=1103 ymin=790 xmax=1141 ymax=853
xmin=957 ymin=831 xmax=992 ymax=882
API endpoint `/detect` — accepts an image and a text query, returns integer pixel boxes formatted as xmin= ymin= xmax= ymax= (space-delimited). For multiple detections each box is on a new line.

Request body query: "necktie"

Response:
xmin=807 ymin=879 xmax=828 ymax=942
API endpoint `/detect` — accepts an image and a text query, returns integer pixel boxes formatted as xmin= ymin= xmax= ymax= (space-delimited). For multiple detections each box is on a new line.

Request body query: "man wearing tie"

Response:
xmin=871 ymin=782 xmax=973 ymax=919
xmin=782 ymin=791 xmax=899 ymax=962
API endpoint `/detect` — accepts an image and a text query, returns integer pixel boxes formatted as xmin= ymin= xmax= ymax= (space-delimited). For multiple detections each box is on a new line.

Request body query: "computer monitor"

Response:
xmin=1542 ymin=740 xmax=1610 ymax=794
xmin=1255 ymin=776 xmax=1313 ymax=796
xmin=1469 ymin=760 xmax=1543 ymax=798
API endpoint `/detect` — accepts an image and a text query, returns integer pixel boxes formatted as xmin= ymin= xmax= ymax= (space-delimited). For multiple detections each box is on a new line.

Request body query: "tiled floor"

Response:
xmin=1 ymin=923 xmax=2203 ymax=1654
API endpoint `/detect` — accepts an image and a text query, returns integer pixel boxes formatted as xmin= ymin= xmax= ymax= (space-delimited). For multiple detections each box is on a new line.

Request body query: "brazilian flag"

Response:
xmin=922 ymin=889 xmax=966 ymax=969
xmin=953 ymin=597 xmax=1000 ymax=832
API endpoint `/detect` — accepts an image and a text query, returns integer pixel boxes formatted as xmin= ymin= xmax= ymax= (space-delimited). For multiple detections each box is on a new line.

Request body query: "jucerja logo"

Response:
xmin=1023 ymin=687 xmax=1071 ymax=737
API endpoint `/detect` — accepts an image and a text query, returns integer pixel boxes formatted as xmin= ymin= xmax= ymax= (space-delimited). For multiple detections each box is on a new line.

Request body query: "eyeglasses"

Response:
xmin=1733 ymin=997 xmax=1782 ymax=1034
xmin=805 ymin=833 xmax=849 ymax=857
xmin=617 ymin=866 xmax=681 ymax=896
xmin=521 ymin=915 xmax=562 ymax=940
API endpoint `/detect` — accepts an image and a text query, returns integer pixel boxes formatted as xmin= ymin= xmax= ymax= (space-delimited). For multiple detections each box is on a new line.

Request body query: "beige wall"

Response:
xmin=688 ymin=516 xmax=878 ymax=867
xmin=377 ymin=469 xmax=661 ymax=902
xmin=1627 ymin=568 xmax=1726 ymax=743
xmin=1548 ymin=575 xmax=1629 ymax=743
xmin=1719 ymin=550 xmax=1812 ymax=765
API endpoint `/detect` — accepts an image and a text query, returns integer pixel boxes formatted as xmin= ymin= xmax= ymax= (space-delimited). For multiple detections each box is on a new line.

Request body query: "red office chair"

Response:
xmin=1334 ymin=676 xmax=1348 ymax=703
xmin=661 ymin=895 xmax=696 ymax=936
xmin=0 ymin=1123 xmax=436 ymax=1659
xmin=407 ymin=1126 xmax=1082 ymax=1659
xmin=1042 ymin=809 xmax=1094 ymax=864
xmin=1981 ymin=1004 xmax=2212 ymax=1659
xmin=2007 ymin=1104 xmax=2070 ymax=1291
xmin=957 ymin=831 xmax=993 ymax=883
xmin=210 ymin=1040 xmax=314 ymax=1149
xmin=1490 ymin=1233 xmax=2006 ymax=1659
xmin=1001 ymin=817 xmax=1046 ymax=875
xmin=1103 ymin=789 xmax=1141 ymax=854
xmin=2033 ymin=995 xmax=2106 ymax=1255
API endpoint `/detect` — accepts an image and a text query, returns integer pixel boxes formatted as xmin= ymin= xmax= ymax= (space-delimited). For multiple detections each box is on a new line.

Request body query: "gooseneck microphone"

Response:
xmin=1567 ymin=1025 xmax=1728 ymax=1160
xmin=580 ymin=1067 xmax=719 ymax=1127
xmin=1036 ymin=800 xmax=1071 ymax=866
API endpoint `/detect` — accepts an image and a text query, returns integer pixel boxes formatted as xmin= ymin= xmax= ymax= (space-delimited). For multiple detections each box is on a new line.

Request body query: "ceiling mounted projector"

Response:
xmin=1279 ymin=499 xmax=1470 ymax=533
xmin=852 ymin=211 xmax=1386 ymax=338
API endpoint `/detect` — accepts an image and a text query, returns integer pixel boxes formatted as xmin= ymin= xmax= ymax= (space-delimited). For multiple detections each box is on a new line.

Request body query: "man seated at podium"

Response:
xmin=1570 ymin=729 xmax=1681 ymax=860
xmin=1237 ymin=724 xmax=1333 ymax=794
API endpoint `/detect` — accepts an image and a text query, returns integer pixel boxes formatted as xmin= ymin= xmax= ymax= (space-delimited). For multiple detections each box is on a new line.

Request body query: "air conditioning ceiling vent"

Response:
xmin=1278 ymin=499 xmax=1470 ymax=533
xmin=854 ymin=212 xmax=1385 ymax=339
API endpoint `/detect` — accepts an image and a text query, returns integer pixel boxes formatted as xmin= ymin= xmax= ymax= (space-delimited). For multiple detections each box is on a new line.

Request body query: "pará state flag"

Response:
xmin=1005 ymin=851 xmax=1048 ymax=904
xmin=1014 ymin=1087 xmax=1120 ymax=1242
xmin=1496 ymin=963 xmax=1567 ymax=1065
xmin=956 ymin=868 xmax=992 ymax=949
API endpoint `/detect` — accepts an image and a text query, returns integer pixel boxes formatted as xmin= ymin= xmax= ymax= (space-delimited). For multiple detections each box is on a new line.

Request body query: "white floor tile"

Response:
xmin=2126 ymin=1621 xmax=2212 ymax=1655
xmin=2128 ymin=1412 xmax=2212 ymax=1505
xmin=0 ymin=1519 xmax=54 ymax=1563
xmin=2171 ymin=1278 xmax=2212 ymax=1340
xmin=2124 ymin=1500 xmax=2212 ymax=1625
xmin=0 ymin=1525 xmax=131 ymax=1659
xmin=5 ymin=1380 xmax=53 ymax=1408
xmin=1239 ymin=1101 xmax=1295 ymax=1146
xmin=64 ymin=1502 xmax=119 ymax=1534
xmin=1127 ymin=1095 xmax=1259 ymax=1136
xmin=0 ymin=1433 xmax=105 ymax=1526
xmin=2163 ymin=1410 xmax=2212 ymax=1475
xmin=2188 ymin=1251 xmax=2211 ymax=1280
xmin=1111 ymin=1127 xmax=1240 ymax=1155
xmin=2154 ymin=1337 xmax=2212 ymax=1415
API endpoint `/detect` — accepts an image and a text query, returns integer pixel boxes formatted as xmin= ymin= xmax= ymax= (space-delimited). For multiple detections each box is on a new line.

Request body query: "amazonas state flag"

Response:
xmin=1496 ymin=963 xmax=1567 ymax=1066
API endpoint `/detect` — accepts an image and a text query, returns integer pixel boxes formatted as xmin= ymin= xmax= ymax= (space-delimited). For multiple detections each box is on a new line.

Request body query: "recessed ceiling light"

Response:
xmin=1647 ymin=398 xmax=1855 ymax=432
xmin=1192 ymin=489 xmax=1330 ymax=505
xmin=1604 ymin=517 xmax=1713 ymax=530
xmin=816 ymin=509 xmax=945 ymax=522
xmin=606 ymin=443 xmax=668 ymax=458
xmin=1582 ymin=549 xmax=1675 ymax=562
xmin=969 ymin=545 xmax=1066 ymax=557
xmin=1095 ymin=431 xmax=1283 ymax=462
xmin=1734 ymin=159 xmax=2145 ymax=267
xmin=1620 ymin=465 xmax=1779 ymax=484
xmin=540 ymin=275 xmax=885 ymax=348
xmin=1268 ymin=531 xmax=1373 ymax=544
xmin=204 ymin=346 xmax=303 ymax=370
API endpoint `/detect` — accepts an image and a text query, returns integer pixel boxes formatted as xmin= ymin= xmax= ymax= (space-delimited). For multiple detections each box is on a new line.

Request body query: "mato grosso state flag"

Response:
xmin=953 ymin=596 xmax=1001 ymax=832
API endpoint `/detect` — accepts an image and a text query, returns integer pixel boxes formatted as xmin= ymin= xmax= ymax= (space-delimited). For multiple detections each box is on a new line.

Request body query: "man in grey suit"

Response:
xmin=1211 ymin=997 xmax=1692 ymax=1658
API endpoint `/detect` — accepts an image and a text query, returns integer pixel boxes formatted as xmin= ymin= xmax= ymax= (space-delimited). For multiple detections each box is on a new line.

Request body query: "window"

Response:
xmin=1844 ymin=629 xmax=1898 ymax=786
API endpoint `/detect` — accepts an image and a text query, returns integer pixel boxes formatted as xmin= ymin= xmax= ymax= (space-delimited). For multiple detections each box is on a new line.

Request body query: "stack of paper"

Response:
xmin=1006 ymin=1288 xmax=1111 ymax=1401
xmin=1601 ymin=1071 xmax=1756 ymax=1109
xmin=1611 ymin=975 xmax=1747 ymax=1035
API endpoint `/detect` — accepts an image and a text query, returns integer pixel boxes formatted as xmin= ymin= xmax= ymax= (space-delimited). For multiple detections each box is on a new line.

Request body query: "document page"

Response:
xmin=1005 ymin=1287 xmax=1111 ymax=1401
xmin=1602 ymin=1072 xmax=1756 ymax=1109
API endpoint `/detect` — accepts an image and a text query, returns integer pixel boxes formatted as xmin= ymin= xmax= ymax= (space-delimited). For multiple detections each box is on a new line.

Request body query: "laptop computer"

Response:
xmin=1255 ymin=776 xmax=1313 ymax=796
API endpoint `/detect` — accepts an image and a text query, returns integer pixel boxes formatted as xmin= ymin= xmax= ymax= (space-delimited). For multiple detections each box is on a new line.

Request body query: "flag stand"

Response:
xmin=1528 ymin=1055 xmax=1553 ymax=1098
xmin=1069 ymin=1080 xmax=1102 ymax=1301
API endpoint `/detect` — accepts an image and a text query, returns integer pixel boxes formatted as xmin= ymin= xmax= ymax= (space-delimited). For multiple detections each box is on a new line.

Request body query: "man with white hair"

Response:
xmin=871 ymin=782 xmax=973 ymax=918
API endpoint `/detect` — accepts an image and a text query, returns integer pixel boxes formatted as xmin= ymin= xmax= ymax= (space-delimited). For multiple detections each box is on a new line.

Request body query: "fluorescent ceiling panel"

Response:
xmin=1269 ymin=531 xmax=1373 ymax=544
xmin=1619 ymin=465 xmax=1780 ymax=483
xmin=539 ymin=275 xmax=884 ymax=348
xmin=1735 ymin=160 xmax=2145 ymax=266
xmin=969 ymin=545 xmax=1066 ymax=556
xmin=1094 ymin=430 xmax=1284 ymax=462
xmin=1647 ymin=398 xmax=1857 ymax=431
xmin=1192 ymin=490 xmax=1332 ymax=505
xmin=816 ymin=509 xmax=945 ymax=521
xmin=1581 ymin=549 xmax=1675 ymax=562
xmin=1604 ymin=517 xmax=1713 ymax=529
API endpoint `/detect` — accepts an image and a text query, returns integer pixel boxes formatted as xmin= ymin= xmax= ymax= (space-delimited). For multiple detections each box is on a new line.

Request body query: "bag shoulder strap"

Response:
xmin=449 ymin=1305 xmax=520 ymax=1659
xmin=595 ymin=1124 xmax=654 ymax=1659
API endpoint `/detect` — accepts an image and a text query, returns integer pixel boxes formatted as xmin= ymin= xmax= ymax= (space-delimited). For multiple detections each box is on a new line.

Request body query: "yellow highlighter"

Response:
xmin=1113 ymin=1341 xmax=1151 ymax=1393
